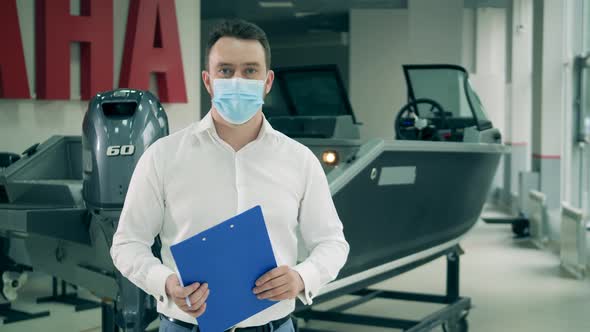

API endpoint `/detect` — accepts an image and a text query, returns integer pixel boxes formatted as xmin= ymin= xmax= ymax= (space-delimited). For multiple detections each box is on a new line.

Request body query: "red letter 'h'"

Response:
xmin=36 ymin=0 xmax=113 ymax=100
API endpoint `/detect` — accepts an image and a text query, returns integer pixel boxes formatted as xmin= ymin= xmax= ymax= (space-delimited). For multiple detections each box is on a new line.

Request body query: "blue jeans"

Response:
xmin=158 ymin=317 xmax=296 ymax=332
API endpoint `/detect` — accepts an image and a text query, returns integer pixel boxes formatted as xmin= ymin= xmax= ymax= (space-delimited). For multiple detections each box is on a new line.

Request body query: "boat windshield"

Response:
xmin=403 ymin=65 xmax=492 ymax=130
xmin=263 ymin=65 xmax=356 ymax=122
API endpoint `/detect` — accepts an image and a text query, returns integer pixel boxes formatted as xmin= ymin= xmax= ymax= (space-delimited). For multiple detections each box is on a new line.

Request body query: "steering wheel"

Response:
xmin=394 ymin=98 xmax=448 ymax=141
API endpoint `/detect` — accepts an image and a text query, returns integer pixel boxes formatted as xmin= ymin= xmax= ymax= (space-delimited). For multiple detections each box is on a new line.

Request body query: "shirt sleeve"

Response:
xmin=110 ymin=143 xmax=174 ymax=306
xmin=292 ymin=149 xmax=350 ymax=305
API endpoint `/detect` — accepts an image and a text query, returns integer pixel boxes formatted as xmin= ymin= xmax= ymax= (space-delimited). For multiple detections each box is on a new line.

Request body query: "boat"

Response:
xmin=266 ymin=65 xmax=503 ymax=293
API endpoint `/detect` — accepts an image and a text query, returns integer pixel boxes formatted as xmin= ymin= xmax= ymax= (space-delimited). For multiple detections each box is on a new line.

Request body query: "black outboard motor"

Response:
xmin=82 ymin=89 xmax=169 ymax=331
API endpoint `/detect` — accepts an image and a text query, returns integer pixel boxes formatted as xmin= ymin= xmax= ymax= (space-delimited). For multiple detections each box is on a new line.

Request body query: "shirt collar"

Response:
xmin=192 ymin=110 xmax=276 ymax=139
xmin=193 ymin=111 xmax=215 ymax=135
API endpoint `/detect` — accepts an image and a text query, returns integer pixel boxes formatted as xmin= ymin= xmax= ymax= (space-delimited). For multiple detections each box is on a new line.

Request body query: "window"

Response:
xmin=281 ymin=70 xmax=350 ymax=117
xmin=262 ymin=84 xmax=290 ymax=117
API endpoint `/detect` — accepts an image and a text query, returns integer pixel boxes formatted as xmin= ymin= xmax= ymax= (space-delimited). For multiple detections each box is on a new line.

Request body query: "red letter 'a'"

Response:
xmin=0 ymin=0 xmax=30 ymax=99
xmin=36 ymin=0 xmax=113 ymax=100
xmin=119 ymin=0 xmax=187 ymax=103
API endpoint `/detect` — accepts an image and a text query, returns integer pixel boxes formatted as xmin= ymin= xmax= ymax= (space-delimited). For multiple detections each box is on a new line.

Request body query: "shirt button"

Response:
xmin=308 ymin=291 xmax=312 ymax=298
xmin=159 ymin=295 xmax=164 ymax=302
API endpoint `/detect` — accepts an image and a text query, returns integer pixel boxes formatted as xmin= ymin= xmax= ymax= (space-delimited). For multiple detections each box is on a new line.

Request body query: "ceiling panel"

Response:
xmin=202 ymin=0 xmax=507 ymax=36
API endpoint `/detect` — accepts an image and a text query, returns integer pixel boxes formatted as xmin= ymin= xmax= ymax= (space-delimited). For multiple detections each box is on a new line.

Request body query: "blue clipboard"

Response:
xmin=170 ymin=205 xmax=278 ymax=332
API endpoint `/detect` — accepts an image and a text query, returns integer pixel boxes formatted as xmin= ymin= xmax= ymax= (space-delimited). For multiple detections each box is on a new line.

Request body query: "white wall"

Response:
xmin=349 ymin=9 xmax=409 ymax=140
xmin=0 ymin=0 xmax=201 ymax=153
xmin=532 ymin=0 xmax=565 ymax=157
xmin=462 ymin=8 xmax=477 ymax=73
xmin=506 ymin=0 xmax=533 ymax=147
xmin=408 ymin=0 xmax=464 ymax=64
xmin=471 ymin=8 xmax=507 ymax=138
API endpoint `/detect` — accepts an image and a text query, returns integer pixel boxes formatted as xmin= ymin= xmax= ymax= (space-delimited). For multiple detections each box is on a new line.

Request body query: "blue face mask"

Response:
xmin=212 ymin=77 xmax=266 ymax=125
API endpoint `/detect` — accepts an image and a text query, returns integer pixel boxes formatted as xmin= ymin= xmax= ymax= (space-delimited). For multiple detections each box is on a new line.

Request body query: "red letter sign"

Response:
xmin=36 ymin=0 xmax=113 ymax=100
xmin=0 ymin=0 xmax=30 ymax=99
xmin=119 ymin=0 xmax=187 ymax=103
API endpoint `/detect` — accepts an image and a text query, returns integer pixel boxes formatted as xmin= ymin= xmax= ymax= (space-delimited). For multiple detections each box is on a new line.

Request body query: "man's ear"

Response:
xmin=202 ymin=71 xmax=213 ymax=96
xmin=265 ymin=70 xmax=275 ymax=95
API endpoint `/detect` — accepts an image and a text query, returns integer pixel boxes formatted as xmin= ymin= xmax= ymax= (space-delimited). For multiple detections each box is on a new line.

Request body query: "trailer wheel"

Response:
xmin=443 ymin=317 xmax=468 ymax=332
xmin=512 ymin=218 xmax=530 ymax=238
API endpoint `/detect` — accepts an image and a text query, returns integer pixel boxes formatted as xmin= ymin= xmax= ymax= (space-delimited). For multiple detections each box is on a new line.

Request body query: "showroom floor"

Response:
xmin=1 ymin=207 xmax=589 ymax=332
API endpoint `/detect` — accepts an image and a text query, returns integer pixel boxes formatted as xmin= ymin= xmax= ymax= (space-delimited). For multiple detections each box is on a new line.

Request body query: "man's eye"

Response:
xmin=219 ymin=68 xmax=233 ymax=76
xmin=246 ymin=68 xmax=257 ymax=75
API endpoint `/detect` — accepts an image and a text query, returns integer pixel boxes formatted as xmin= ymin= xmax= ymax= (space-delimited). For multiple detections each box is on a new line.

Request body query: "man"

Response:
xmin=111 ymin=19 xmax=349 ymax=332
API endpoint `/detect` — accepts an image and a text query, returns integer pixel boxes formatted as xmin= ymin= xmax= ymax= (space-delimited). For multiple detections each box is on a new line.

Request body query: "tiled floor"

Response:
xmin=1 ymin=207 xmax=589 ymax=331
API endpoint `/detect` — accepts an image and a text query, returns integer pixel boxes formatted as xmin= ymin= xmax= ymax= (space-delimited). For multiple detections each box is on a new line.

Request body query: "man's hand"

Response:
xmin=253 ymin=266 xmax=305 ymax=301
xmin=165 ymin=274 xmax=209 ymax=318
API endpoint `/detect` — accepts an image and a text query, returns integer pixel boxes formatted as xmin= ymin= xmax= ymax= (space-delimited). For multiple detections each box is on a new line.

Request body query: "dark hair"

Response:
xmin=205 ymin=19 xmax=271 ymax=70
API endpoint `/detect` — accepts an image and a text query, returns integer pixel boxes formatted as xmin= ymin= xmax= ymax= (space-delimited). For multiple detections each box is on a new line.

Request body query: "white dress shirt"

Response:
xmin=110 ymin=111 xmax=349 ymax=327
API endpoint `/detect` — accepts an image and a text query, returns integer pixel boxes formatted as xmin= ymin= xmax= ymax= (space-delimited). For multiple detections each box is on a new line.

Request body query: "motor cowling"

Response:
xmin=82 ymin=89 xmax=169 ymax=211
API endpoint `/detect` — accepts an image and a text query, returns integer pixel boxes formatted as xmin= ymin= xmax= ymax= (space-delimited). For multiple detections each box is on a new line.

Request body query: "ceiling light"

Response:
xmin=259 ymin=1 xmax=294 ymax=8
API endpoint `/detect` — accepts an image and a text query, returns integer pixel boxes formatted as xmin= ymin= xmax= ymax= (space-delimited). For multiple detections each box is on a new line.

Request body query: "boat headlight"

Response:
xmin=321 ymin=150 xmax=339 ymax=166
